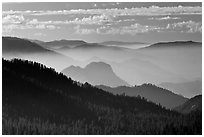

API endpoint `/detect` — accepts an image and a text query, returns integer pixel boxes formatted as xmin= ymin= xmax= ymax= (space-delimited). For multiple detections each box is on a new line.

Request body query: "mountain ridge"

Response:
xmin=139 ymin=41 xmax=201 ymax=50
xmin=101 ymin=41 xmax=147 ymax=45
xmin=40 ymin=39 xmax=87 ymax=49
xmin=2 ymin=37 xmax=51 ymax=53
xmin=2 ymin=36 xmax=80 ymax=71
xmin=62 ymin=61 xmax=130 ymax=87
xmin=96 ymin=84 xmax=188 ymax=109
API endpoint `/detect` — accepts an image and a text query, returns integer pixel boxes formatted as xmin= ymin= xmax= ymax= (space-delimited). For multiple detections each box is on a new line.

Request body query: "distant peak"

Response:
xmin=68 ymin=65 xmax=82 ymax=69
xmin=85 ymin=62 xmax=113 ymax=72
xmin=86 ymin=61 xmax=111 ymax=68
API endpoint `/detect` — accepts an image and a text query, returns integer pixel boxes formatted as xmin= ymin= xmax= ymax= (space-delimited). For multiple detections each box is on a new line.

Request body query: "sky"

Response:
xmin=2 ymin=2 xmax=202 ymax=43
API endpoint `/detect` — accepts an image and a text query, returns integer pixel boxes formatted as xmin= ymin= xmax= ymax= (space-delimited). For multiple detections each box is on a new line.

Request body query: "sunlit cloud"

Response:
xmin=74 ymin=25 xmax=96 ymax=35
xmin=3 ymin=6 xmax=201 ymax=17
xmin=2 ymin=14 xmax=25 ymax=24
xmin=73 ymin=20 xmax=202 ymax=35
xmin=71 ymin=14 xmax=114 ymax=25
xmin=2 ymin=5 xmax=202 ymax=36
xmin=149 ymin=16 xmax=181 ymax=20
xmin=2 ymin=15 xmax=60 ymax=33
xmin=166 ymin=20 xmax=202 ymax=33
xmin=93 ymin=3 xmax=97 ymax=7
xmin=101 ymin=23 xmax=163 ymax=35
xmin=19 ymin=14 xmax=113 ymax=26
xmin=75 ymin=23 xmax=163 ymax=35
xmin=3 ymin=24 xmax=60 ymax=33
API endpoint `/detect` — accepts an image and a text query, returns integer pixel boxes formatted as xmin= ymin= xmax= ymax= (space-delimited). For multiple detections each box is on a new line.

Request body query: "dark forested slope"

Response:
xmin=2 ymin=58 xmax=202 ymax=135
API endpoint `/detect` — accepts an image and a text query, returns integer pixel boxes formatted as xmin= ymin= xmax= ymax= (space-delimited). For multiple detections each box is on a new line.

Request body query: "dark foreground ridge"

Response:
xmin=2 ymin=58 xmax=202 ymax=135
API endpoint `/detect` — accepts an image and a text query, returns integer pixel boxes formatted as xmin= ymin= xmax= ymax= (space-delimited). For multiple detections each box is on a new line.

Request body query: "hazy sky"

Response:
xmin=2 ymin=2 xmax=202 ymax=43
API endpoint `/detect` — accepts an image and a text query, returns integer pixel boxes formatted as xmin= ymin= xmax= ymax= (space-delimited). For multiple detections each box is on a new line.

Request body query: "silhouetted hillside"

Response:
xmin=2 ymin=58 xmax=202 ymax=135
xmin=97 ymin=84 xmax=188 ymax=109
xmin=62 ymin=62 xmax=130 ymax=87
xmin=174 ymin=95 xmax=202 ymax=113
xmin=2 ymin=37 xmax=51 ymax=53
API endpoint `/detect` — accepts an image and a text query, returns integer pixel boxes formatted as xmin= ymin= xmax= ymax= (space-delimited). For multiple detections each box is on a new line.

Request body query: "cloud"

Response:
xmin=116 ymin=18 xmax=136 ymax=23
xmin=149 ymin=16 xmax=181 ymax=20
xmin=2 ymin=16 xmax=60 ymax=33
xmin=2 ymin=6 xmax=201 ymax=35
xmin=3 ymin=24 xmax=59 ymax=33
xmin=3 ymin=6 xmax=201 ymax=17
xmin=71 ymin=14 xmax=113 ymax=25
xmin=35 ymin=24 xmax=58 ymax=30
xmin=22 ymin=14 xmax=113 ymax=26
xmin=3 ymin=6 xmax=201 ymax=33
xmin=27 ymin=18 xmax=67 ymax=25
xmin=74 ymin=20 xmax=202 ymax=35
xmin=93 ymin=3 xmax=97 ymax=7
xmin=46 ymin=25 xmax=58 ymax=30
xmin=123 ymin=18 xmax=136 ymax=22
xmin=167 ymin=20 xmax=202 ymax=33
xmin=75 ymin=23 xmax=163 ymax=35
xmin=74 ymin=25 xmax=95 ymax=35
xmin=2 ymin=14 xmax=25 ymax=24
xmin=103 ymin=23 xmax=162 ymax=35
xmin=120 ymin=23 xmax=162 ymax=34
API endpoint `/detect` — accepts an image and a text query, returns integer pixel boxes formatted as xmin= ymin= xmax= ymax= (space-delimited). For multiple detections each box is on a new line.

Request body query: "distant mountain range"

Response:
xmin=40 ymin=39 xmax=87 ymax=49
xmin=39 ymin=40 xmax=130 ymax=59
xmin=62 ymin=62 xmax=130 ymax=87
xmin=96 ymin=84 xmax=188 ymax=109
xmin=2 ymin=37 xmax=79 ymax=71
xmin=140 ymin=41 xmax=201 ymax=50
xmin=174 ymin=95 xmax=202 ymax=113
xmin=136 ymin=40 xmax=202 ymax=85
xmin=101 ymin=41 xmax=147 ymax=46
xmin=159 ymin=80 xmax=202 ymax=98
xmin=2 ymin=37 xmax=50 ymax=53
